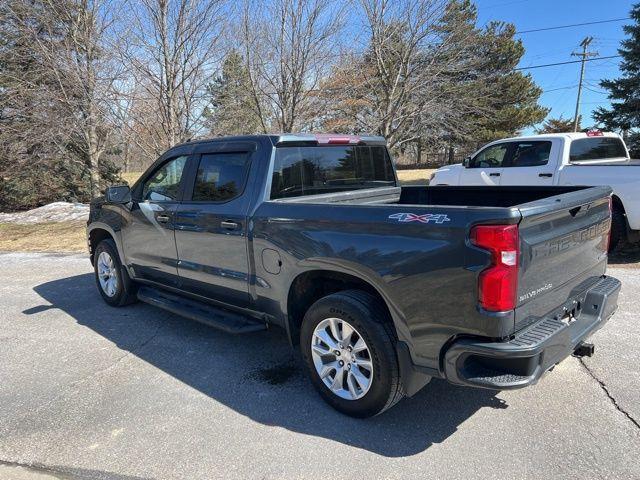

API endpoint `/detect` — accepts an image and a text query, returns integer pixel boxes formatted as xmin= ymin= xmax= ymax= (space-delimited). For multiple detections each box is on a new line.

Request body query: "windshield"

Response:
xmin=271 ymin=145 xmax=396 ymax=199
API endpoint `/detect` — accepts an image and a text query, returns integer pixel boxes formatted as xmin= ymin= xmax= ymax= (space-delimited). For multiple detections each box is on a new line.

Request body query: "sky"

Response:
xmin=474 ymin=0 xmax=635 ymax=134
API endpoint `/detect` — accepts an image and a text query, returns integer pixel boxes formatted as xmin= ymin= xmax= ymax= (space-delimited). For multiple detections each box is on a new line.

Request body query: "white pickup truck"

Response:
xmin=430 ymin=131 xmax=637 ymax=250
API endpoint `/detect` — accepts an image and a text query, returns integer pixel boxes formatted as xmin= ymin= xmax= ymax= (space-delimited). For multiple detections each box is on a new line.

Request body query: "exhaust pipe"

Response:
xmin=573 ymin=342 xmax=595 ymax=358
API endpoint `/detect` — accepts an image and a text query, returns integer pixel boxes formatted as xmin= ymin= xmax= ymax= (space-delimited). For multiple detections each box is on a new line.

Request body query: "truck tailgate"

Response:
xmin=515 ymin=186 xmax=611 ymax=331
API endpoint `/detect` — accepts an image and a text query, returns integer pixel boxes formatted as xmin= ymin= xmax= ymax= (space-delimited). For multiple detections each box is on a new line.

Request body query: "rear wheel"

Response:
xmin=94 ymin=239 xmax=138 ymax=306
xmin=300 ymin=290 xmax=404 ymax=418
xmin=609 ymin=207 xmax=626 ymax=252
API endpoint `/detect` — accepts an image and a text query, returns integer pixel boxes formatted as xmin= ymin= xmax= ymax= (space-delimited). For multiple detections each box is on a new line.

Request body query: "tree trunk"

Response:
xmin=88 ymin=124 xmax=101 ymax=198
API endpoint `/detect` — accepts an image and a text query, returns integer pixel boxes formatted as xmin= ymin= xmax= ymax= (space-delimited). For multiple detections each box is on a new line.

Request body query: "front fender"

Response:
xmin=87 ymin=222 xmax=126 ymax=266
xmin=431 ymin=164 xmax=463 ymax=185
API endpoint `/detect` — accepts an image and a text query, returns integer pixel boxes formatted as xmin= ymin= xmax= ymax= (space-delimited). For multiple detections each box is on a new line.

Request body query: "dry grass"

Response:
xmin=0 ymin=221 xmax=87 ymax=253
xmin=396 ymin=168 xmax=435 ymax=185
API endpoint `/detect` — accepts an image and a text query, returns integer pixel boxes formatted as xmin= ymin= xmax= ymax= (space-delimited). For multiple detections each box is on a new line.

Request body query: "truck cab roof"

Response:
xmin=168 ymin=133 xmax=387 ymax=153
xmin=490 ymin=131 xmax=623 ymax=144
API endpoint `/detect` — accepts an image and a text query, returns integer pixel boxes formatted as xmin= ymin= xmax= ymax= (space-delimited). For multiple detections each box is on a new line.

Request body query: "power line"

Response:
xmin=516 ymin=17 xmax=630 ymax=34
xmin=515 ymin=55 xmax=620 ymax=70
xmin=584 ymin=85 xmax=609 ymax=94
xmin=542 ymin=84 xmax=578 ymax=93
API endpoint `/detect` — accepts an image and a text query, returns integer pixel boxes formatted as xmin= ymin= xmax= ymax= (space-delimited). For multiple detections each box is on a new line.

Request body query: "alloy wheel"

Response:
xmin=310 ymin=317 xmax=373 ymax=400
xmin=97 ymin=251 xmax=118 ymax=297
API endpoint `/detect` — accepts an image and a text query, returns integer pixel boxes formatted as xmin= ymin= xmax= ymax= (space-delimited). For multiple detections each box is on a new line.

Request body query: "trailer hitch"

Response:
xmin=573 ymin=341 xmax=595 ymax=358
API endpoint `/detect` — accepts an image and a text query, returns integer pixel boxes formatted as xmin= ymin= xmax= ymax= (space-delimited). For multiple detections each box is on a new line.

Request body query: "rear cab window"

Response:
xmin=569 ymin=137 xmax=628 ymax=161
xmin=270 ymin=145 xmax=396 ymax=199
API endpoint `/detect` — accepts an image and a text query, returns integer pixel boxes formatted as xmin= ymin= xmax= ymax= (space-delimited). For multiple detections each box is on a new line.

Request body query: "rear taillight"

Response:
xmin=470 ymin=224 xmax=519 ymax=312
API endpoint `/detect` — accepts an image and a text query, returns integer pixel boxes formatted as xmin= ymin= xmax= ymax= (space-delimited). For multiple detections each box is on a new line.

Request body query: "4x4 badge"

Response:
xmin=388 ymin=213 xmax=451 ymax=224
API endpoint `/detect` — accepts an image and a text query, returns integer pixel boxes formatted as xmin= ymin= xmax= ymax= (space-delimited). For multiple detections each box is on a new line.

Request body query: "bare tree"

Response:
xmin=109 ymin=78 xmax=164 ymax=170
xmin=121 ymin=0 xmax=225 ymax=156
xmin=325 ymin=0 xmax=454 ymax=149
xmin=240 ymin=0 xmax=345 ymax=132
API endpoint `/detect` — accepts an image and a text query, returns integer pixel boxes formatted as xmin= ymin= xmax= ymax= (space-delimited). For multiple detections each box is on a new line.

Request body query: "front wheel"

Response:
xmin=300 ymin=290 xmax=404 ymax=418
xmin=94 ymin=239 xmax=138 ymax=307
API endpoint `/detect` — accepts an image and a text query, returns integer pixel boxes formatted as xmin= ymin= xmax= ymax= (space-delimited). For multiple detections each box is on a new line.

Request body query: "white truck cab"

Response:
xmin=430 ymin=131 xmax=638 ymax=249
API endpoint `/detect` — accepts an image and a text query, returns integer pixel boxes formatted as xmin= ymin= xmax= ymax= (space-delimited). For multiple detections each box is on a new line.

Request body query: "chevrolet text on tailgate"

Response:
xmin=88 ymin=134 xmax=620 ymax=417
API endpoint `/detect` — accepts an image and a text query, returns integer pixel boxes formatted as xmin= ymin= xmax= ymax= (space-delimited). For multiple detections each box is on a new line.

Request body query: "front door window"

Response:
xmin=470 ymin=144 xmax=509 ymax=168
xmin=142 ymin=155 xmax=188 ymax=202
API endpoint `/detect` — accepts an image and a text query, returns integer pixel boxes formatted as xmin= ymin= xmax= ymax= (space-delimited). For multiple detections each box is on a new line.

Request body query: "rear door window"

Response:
xmin=509 ymin=141 xmax=552 ymax=167
xmin=270 ymin=145 xmax=396 ymax=199
xmin=191 ymin=152 xmax=250 ymax=202
xmin=569 ymin=137 xmax=627 ymax=161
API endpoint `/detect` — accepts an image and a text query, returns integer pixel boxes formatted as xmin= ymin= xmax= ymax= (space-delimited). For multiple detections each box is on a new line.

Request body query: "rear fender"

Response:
xmin=286 ymin=258 xmax=414 ymax=354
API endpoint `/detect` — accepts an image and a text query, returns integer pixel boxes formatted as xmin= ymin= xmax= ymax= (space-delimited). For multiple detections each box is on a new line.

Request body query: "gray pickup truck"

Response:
xmin=87 ymin=133 xmax=620 ymax=417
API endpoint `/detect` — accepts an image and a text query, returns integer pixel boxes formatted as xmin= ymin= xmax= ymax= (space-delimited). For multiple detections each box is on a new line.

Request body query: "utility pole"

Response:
xmin=571 ymin=37 xmax=598 ymax=132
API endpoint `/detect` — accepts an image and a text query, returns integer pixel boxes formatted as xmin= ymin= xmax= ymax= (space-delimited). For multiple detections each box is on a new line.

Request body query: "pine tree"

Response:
xmin=535 ymin=115 xmax=580 ymax=134
xmin=593 ymin=3 xmax=640 ymax=157
xmin=431 ymin=0 xmax=548 ymax=146
xmin=468 ymin=13 xmax=548 ymax=142
xmin=480 ymin=35 xmax=548 ymax=141
xmin=203 ymin=50 xmax=263 ymax=136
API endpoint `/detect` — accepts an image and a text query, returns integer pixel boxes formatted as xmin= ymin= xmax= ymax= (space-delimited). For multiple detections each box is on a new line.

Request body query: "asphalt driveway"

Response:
xmin=0 ymin=252 xmax=639 ymax=479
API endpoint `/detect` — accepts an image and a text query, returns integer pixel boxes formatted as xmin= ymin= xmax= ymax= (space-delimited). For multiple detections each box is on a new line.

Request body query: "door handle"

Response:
xmin=221 ymin=220 xmax=239 ymax=230
xmin=489 ymin=172 xmax=501 ymax=177
xmin=156 ymin=214 xmax=171 ymax=223
xmin=539 ymin=173 xmax=553 ymax=178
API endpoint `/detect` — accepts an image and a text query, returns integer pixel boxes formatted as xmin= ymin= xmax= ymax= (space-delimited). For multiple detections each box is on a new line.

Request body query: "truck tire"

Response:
xmin=94 ymin=239 xmax=138 ymax=307
xmin=300 ymin=290 xmax=404 ymax=418
xmin=609 ymin=207 xmax=626 ymax=252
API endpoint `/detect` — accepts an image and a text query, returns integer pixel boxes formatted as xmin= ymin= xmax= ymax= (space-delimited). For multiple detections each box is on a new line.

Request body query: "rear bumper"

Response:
xmin=443 ymin=275 xmax=620 ymax=390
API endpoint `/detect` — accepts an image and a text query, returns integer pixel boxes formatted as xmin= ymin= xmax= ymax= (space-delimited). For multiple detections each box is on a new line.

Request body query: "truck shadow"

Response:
xmin=30 ymin=273 xmax=507 ymax=458
xmin=609 ymin=243 xmax=640 ymax=265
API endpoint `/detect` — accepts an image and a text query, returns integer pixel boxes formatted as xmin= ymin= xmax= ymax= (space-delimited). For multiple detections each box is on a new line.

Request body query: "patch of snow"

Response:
xmin=0 ymin=202 xmax=89 ymax=224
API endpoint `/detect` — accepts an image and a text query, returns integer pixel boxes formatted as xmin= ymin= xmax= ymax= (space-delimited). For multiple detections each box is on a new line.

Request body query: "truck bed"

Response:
xmin=275 ymin=184 xmax=595 ymax=208
xmin=397 ymin=185 xmax=592 ymax=208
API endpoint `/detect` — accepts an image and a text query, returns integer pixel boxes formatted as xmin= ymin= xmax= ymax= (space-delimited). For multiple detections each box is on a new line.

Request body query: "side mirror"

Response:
xmin=106 ymin=185 xmax=131 ymax=203
xmin=462 ymin=156 xmax=471 ymax=168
